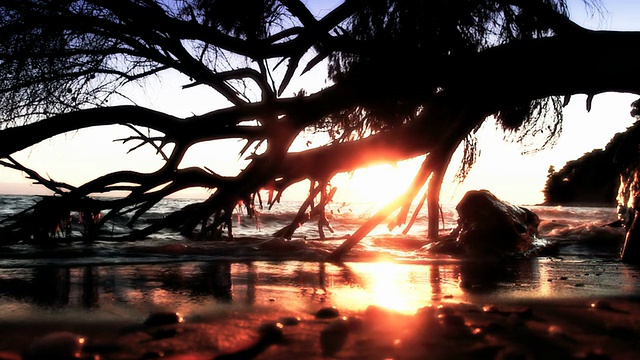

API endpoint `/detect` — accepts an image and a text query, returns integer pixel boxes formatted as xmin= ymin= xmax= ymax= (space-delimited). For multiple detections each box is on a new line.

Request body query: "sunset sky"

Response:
xmin=1 ymin=1 xmax=639 ymax=206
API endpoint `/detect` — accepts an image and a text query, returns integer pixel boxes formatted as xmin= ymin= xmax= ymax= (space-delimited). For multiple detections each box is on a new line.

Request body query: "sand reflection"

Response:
xmin=0 ymin=259 xmax=638 ymax=324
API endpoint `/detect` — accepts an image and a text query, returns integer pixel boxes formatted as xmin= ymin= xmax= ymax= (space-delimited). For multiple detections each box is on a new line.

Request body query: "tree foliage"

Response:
xmin=0 ymin=0 xmax=639 ymax=257
xmin=544 ymin=117 xmax=640 ymax=206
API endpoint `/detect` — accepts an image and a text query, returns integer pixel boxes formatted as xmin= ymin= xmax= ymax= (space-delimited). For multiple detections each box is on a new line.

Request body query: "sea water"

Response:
xmin=0 ymin=194 xmax=638 ymax=325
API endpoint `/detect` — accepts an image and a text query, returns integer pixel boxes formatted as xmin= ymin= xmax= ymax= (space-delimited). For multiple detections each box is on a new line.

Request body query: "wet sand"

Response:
xmin=1 ymin=296 xmax=640 ymax=359
xmin=0 ymin=248 xmax=638 ymax=359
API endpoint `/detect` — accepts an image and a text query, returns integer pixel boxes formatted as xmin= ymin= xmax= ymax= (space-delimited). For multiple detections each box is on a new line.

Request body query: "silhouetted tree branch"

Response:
xmin=0 ymin=0 xmax=637 ymax=259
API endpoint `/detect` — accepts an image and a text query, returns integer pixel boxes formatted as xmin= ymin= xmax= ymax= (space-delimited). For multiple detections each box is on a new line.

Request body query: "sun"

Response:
xmin=330 ymin=159 xmax=423 ymax=208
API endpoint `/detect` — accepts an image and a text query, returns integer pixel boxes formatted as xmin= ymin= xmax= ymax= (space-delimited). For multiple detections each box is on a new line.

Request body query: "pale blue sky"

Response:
xmin=1 ymin=1 xmax=639 ymax=206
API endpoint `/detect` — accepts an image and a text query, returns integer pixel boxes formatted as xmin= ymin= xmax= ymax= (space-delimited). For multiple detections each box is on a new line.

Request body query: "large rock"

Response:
xmin=423 ymin=190 xmax=540 ymax=258
xmin=454 ymin=190 xmax=540 ymax=257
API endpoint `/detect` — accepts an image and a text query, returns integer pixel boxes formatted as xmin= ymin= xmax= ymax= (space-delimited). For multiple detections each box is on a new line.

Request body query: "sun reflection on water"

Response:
xmin=332 ymin=261 xmax=464 ymax=314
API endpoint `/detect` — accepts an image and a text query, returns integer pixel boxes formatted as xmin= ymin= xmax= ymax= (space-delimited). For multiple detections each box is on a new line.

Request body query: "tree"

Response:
xmin=0 ymin=1 xmax=639 ymax=258
xmin=543 ymin=118 xmax=640 ymax=206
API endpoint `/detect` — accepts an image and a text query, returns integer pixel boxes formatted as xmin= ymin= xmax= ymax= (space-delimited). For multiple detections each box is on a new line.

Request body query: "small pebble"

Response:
xmin=590 ymin=300 xmax=613 ymax=310
xmin=320 ymin=318 xmax=350 ymax=356
xmin=28 ymin=331 xmax=86 ymax=360
xmin=482 ymin=305 xmax=500 ymax=313
xmin=141 ymin=351 xmax=165 ymax=359
xmin=514 ymin=306 xmax=533 ymax=319
xmin=442 ymin=317 xmax=472 ymax=338
xmin=315 ymin=306 xmax=340 ymax=319
xmin=277 ymin=316 xmax=301 ymax=326
xmin=143 ymin=312 xmax=183 ymax=327
xmin=548 ymin=325 xmax=563 ymax=336
xmin=257 ymin=322 xmax=285 ymax=344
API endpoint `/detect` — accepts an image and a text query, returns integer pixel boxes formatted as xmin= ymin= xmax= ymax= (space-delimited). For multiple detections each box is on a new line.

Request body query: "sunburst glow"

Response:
xmin=330 ymin=160 xmax=422 ymax=209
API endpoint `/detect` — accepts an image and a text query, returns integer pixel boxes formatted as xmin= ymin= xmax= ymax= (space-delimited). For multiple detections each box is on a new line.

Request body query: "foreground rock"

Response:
xmin=424 ymin=190 xmax=541 ymax=258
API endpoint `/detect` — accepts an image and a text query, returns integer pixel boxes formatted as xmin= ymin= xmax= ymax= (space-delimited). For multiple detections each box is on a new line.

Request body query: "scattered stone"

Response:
xmin=28 ymin=331 xmax=86 ymax=360
xmin=481 ymin=305 xmax=532 ymax=318
xmin=315 ymin=306 xmax=340 ymax=319
xmin=482 ymin=305 xmax=500 ymax=313
xmin=590 ymin=300 xmax=613 ymax=310
xmin=257 ymin=322 xmax=285 ymax=344
xmin=214 ymin=323 xmax=284 ymax=360
xmin=514 ymin=306 xmax=534 ymax=319
xmin=320 ymin=318 xmax=350 ymax=356
xmin=143 ymin=312 xmax=183 ymax=327
xmin=439 ymin=313 xmax=472 ymax=338
xmin=548 ymin=325 xmax=564 ymax=337
xmin=140 ymin=351 xmax=165 ymax=359
xmin=277 ymin=316 xmax=301 ymax=326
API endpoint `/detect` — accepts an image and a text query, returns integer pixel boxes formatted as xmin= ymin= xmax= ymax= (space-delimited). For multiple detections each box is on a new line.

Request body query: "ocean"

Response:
xmin=0 ymin=194 xmax=638 ymax=334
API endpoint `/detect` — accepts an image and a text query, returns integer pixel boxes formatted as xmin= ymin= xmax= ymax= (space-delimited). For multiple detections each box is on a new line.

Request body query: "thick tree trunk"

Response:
xmin=427 ymin=142 xmax=461 ymax=238
xmin=427 ymin=166 xmax=445 ymax=239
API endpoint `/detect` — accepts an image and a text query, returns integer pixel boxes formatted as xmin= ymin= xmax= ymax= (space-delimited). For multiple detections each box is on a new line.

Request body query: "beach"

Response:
xmin=0 ymin=258 xmax=638 ymax=359
xmin=0 ymin=197 xmax=639 ymax=359
xmin=1 ymin=290 xmax=639 ymax=359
